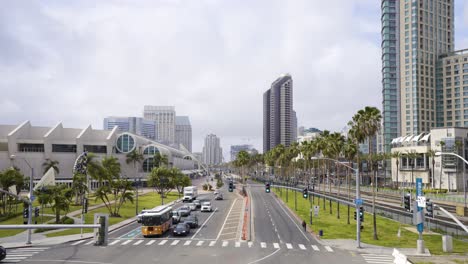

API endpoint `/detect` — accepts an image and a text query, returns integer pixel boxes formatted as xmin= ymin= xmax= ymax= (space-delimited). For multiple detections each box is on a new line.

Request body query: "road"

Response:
xmin=5 ymin=176 xmax=390 ymax=264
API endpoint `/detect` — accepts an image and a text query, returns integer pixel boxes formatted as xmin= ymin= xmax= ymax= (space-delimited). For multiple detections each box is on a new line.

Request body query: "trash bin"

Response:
xmin=319 ymin=230 xmax=323 ymax=237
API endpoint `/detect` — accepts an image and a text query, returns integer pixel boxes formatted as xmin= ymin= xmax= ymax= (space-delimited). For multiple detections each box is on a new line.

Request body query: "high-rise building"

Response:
xmin=292 ymin=110 xmax=297 ymax=142
xmin=143 ymin=106 xmax=176 ymax=145
xmin=383 ymin=0 xmax=454 ymax=151
xmin=263 ymin=74 xmax=294 ymax=153
xmin=202 ymin=134 xmax=223 ymax=165
xmin=103 ymin=117 xmax=157 ymax=140
xmin=175 ymin=116 xmax=192 ymax=152
xmin=381 ymin=0 xmax=400 ymax=152
xmin=230 ymin=144 xmax=254 ymax=161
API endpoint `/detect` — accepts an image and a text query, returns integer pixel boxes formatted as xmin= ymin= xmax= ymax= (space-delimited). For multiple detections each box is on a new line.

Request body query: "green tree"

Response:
xmin=35 ymin=185 xmax=73 ymax=223
xmin=0 ymin=168 xmax=24 ymax=215
xmin=148 ymin=167 xmax=175 ymax=204
xmin=42 ymin=159 xmax=60 ymax=175
xmin=343 ymin=139 xmax=357 ymax=224
xmin=405 ymin=150 xmax=419 ymax=190
xmin=154 ymin=153 xmax=169 ymax=168
xmin=234 ymin=150 xmax=251 ymax=185
xmin=72 ymin=172 xmax=88 ymax=205
xmin=392 ymin=151 xmax=402 ymax=189
xmin=172 ymin=168 xmax=191 ymax=197
xmin=426 ymin=149 xmax=436 ymax=189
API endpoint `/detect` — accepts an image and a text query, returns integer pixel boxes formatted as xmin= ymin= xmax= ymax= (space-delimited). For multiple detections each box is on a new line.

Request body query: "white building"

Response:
xmin=202 ymin=134 xmax=223 ymax=165
xmin=103 ymin=116 xmax=157 ymax=140
xmin=143 ymin=106 xmax=176 ymax=145
xmin=0 ymin=121 xmax=200 ymax=188
xmin=391 ymin=127 xmax=468 ymax=191
xmin=175 ymin=116 xmax=192 ymax=152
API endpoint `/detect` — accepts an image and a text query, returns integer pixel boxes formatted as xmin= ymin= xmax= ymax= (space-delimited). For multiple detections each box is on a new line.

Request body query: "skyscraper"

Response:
xmin=382 ymin=0 xmax=454 ymax=150
xmin=143 ymin=106 xmax=176 ymax=145
xmin=202 ymin=134 xmax=223 ymax=165
xmin=175 ymin=116 xmax=192 ymax=152
xmin=263 ymin=74 xmax=294 ymax=153
xmin=103 ymin=117 xmax=157 ymax=140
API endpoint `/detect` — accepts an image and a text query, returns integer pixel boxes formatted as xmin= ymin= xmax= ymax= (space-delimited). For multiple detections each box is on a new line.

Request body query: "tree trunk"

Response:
xmin=373 ymin=169 xmax=378 ymax=240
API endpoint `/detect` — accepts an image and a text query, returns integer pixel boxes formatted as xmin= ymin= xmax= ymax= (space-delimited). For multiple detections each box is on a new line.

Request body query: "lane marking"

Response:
xmin=209 ymin=241 xmax=216 ymax=247
xmin=133 ymin=240 xmax=143 ymax=245
xmin=235 ymin=241 xmax=240 ymax=248
xmin=146 ymin=240 xmax=156 ymax=245
xmin=158 ymin=240 xmax=168 ymax=245
xmin=184 ymin=240 xmax=192 ymax=246
xmin=222 ymin=241 xmax=228 ymax=247
xmin=286 ymin=243 xmax=293 ymax=249
xmin=71 ymin=240 xmax=86 ymax=246
xmin=85 ymin=240 xmax=95 ymax=245
xmin=311 ymin=245 xmax=320 ymax=251
xmin=273 ymin=243 xmax=279 ymax=249
xmin=248 ymin=241 xmax=253 ymax=248
xmin=171 ymin=240 xmax=180 ymax=246
xmin=191 ymin=207 xmax=218 ymax=239
xmin=5 ymin=254 xmax=33 ymax=257
xmin=299 ymin=244 xmax=306 ymax=250
xmin=109 ymin=240 xmax=121 ymax=245
xmin=260 ymin=242 xmax=266 ymax=248
xmin=324 ymin=246 xmax=333 ymax=252
xmin=121 ymin=240 xmax=133 ymax=245
xmin=274 ymin=198 xmax=310 ymax=242
xmin=246 ymin=248 xmax=281 ymax=264
xmin=196 ymin=241 xmax=204 ymax=246
xmin=216 ymin=199 xmax=239 ymax=241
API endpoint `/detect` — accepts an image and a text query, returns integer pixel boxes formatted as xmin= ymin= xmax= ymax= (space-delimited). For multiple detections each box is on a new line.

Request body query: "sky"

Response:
xmin=1 ymin=0 xmax=468 ymax=161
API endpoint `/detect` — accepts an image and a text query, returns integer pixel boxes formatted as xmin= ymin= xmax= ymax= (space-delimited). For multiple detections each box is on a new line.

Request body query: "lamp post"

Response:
xmin=10 ymin=155 xmax=33 ymax=245
xmin=435 ymin=152 xmax=467 ymax=208
xmin=312 ymin=157 xmax=361 ymax=248
xmin=135 ymin=178 xmax=141 ymax=216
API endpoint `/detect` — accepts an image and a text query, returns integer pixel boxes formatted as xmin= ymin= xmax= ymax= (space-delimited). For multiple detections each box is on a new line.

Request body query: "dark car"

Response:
xmin=172 ymin=223 xmax=190 ymax=236
xmin=184 ymin=215 xmax=199 ymax=228
xmin=215 ymin=193 xmax=223 ymax=200
xmin=193 ymin=199 xmax=201 ymax=209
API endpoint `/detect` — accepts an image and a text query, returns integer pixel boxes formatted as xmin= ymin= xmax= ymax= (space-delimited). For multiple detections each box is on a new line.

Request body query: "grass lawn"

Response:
xmin=0 ymin=215 xmax=55 ymax=238
xmin=46 ymin=192 xmax=179 ymax=237
xmin=273 ymin=187 xmax=468 ymax=255
xmin=32 ymin=194 xmax=103 ymax=216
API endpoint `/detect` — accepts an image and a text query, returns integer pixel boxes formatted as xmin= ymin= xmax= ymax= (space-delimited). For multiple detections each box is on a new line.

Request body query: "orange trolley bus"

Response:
xmin=140 ymin=205 xmax=173 ymax=237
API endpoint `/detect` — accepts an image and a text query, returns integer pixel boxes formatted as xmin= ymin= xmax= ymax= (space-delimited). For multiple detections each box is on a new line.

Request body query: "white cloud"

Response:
xmin=0 ymin=0 xmax=397 ymax=158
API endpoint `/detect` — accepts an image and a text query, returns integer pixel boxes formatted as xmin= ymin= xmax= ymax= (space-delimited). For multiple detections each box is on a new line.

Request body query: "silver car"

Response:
xmin=187 ymin=203 xmax=197 ymax=211
xmin=178 ymin=206 xmax=191 ymax=217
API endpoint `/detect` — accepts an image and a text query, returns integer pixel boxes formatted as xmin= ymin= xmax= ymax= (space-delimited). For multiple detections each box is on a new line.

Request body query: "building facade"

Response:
xmin=381 ymin=0 xmax=400 ymax=152
xmin=263 ymin=74 xmax=294 ymax=153
xmin=143 ymin=106 xmax=176 ymax=145
xmin=103 ymin=116 xmax=157 ymax=140
xmin=0 ymin=121 xmax=199 ymax=188
xmin=230 ymin=144 xmax=254 ymax=161
xmin=175 ymin=116 xmax=192 ymax=152
xmin=202 ymin=134 xmax=223 ymax=165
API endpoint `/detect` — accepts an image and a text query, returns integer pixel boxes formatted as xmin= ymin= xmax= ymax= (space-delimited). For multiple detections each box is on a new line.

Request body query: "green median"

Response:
xmin=46 ymin=192 xmax=179 ymax=237
xmin=0 ymin=214 xmax=55 ymax=238
xmin=273 ymin=187 xmax=468 ymax=255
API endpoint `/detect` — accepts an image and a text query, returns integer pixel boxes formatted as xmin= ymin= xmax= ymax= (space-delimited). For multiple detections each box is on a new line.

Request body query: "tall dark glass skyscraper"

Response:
xmin=263 ymin=74 xmax=294 ymax=153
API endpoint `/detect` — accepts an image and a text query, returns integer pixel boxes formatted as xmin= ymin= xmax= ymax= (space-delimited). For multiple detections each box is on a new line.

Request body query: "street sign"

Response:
xmin=416 ymin=178 xmax=424 ymax=233
xmin=313 ymin=205 xmax=319 ymax=216
xmin=355 ymin=198 xmax=363 ymax=206
xmin=416 ymin=196 xmax=426 ymax=207
xmin=29 ymin=195 xmax=35 ymax=202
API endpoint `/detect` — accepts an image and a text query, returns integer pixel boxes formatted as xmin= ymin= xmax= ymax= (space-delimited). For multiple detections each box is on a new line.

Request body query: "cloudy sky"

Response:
xmin=1 ymin=0 xmax=468 ymax=160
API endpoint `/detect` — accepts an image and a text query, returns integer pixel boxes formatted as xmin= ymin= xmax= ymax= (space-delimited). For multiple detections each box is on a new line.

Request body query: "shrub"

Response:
xmin=202 ymin=184 xmax=208 ymax=191
xmin=60 ymin=216 xmax=75 ymax=224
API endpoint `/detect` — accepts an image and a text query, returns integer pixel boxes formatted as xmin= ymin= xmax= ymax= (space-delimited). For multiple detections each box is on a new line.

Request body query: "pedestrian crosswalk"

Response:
xmin=1 ymin=247 xmax=49 ymax=263
xmin=69 ymin=239 xmax=334 ymax=253
xmin=361 ymin=253 xmax=394 ymax=264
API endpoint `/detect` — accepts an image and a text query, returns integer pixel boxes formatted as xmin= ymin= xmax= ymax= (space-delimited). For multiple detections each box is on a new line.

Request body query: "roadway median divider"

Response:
xmin=242 ymin=195 xmax=249 ymax=240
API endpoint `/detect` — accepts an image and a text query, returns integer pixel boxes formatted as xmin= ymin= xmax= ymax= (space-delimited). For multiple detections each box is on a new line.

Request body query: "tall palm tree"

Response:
xmin=426 ymin=149 xmax=436 ymax=189
xmin=439 ymin=141 xmax=445 ymax=192
xmin=406 ymin=150 xmax=419 ymax=190
xmin=154 ymin=153 xmax=169 ymax=168
xmin=350 ymin=106 xmax=381 ymax=240
xmin=42 ymin=159 xmax=59 ymax=175
xmin=326 ymin=132 xmax=345 ymax=218
xmin=343 ymin=139 xmax=357 ymax=224
xmin=392 ymin=151 xmax=402 ymax=189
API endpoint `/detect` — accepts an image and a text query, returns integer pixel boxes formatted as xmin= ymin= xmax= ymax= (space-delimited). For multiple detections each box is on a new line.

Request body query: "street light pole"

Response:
xmin=435 ymin=152 xmax=467 ymax=208
xmin=10 ymin=155 xmax=33 ymax=245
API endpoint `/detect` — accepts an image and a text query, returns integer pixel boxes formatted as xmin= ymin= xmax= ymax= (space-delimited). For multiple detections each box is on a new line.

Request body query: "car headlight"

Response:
xmin=182 ymin=231 xmax=186 ymax=233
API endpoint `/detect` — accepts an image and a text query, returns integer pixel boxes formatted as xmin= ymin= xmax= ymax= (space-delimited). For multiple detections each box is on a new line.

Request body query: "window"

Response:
xmin=143 ymin=145 xmax=160 ymax=155
xmin=18 ymin=143 xmax=44 ymax=152
xmin=115 ymin=134 xmax=135 ymax=153
xmin=52 ymin=144 xmax=77 ymax=153
xmin=84 ymin=145 xmax=107 ymax=154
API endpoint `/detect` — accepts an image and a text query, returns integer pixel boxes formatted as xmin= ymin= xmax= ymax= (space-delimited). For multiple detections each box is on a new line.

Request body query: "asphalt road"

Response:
xmin=7 ymin=176 xmax=385 ymax=264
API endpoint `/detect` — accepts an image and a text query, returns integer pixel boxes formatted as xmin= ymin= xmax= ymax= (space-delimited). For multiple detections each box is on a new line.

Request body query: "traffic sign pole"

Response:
xmin=416 ymin=178 xmax=424 ymax=254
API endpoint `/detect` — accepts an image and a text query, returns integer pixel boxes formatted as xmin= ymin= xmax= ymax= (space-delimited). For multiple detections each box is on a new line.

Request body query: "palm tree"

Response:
xmin=439 ymin=141 xmax=445 ymax=192
xmin=72 ymin=172 xmax=88 ymax=205
xmin=343 ymin=139 xmax=357 ymax=224
xmin=406 ymin=150 xmax=419 ymax=190
xmin=154 ymin=153 xmax=169 ymax=168
xmin=42 ymin=159 xmax=59 ymax=175
xmin=392 ymin=151 xmax=403 ymax=189
xmin=35 ymin=185 xmax=73 ymax=223
xmin=349 ymin=106 xmax=381 ymax=240
xmin=126 ymin=149 xmax=144 ymax=202
xmin=235 ymin=150 xmax=251 ymax=186
xmin=326 ymin=132 xmax=345 ymax=218
xmin=426 ymin=149 xmax=436 ymax=189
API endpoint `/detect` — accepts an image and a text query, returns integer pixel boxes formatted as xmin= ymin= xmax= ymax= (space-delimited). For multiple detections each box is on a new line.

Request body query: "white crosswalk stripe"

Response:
xmin=311 ymin=245 xmax=320 ymax=251
xmin=286 ymin=243 xmax=293 ymax=249
xmin=146 ymin=240 xmax=156 ymax=245
xmin=248 ymin=242 xmax=253 ymax=248
xmin=260 ymin=242 xmax=267 ymax=248
xmin=71 ymin=240 xmax=86 ymax=245
xmin=184 ymin=240 xmax=192 ymax=246
xmin=299 ymin=244 xmax=306 ymax=250
xmin=109 ymin=240 xmax=121 ymax=245
xmin=133 ymin=240 xmax=143 ymax=245
xmin=273 ymin=243 xmax=280 ymax=249
xmin=171 ymin=240 xmax=180 ymax=246
xmin=222 ymin=241 xmax=228 ymax=247
xmin=3 ymin=247 xmax=50 ymax=263
xmin=196 ymin=241 xmax=204 ymax=246
xmin=158 ymin=240 xmax=168 ymax=245
xmin=209 ymin=241 xmax=216 ymax=247
xmin=85 ymin=240 xmax=95 ymax=245
xmin=324 ymin=246 xmax=333 ymax=252
xmin=235 ymin=242 xmax=240 ymax=248
xmin=121 ymin=240 xmax=133 ymax=245
xmin=361 ymin=254 xmax=394 ymax=264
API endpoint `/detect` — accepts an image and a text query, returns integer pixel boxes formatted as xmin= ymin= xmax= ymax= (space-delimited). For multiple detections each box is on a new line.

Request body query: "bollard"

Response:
xmin=319 ymin=230 xmax=323 ymax=237
xmin=442 ymin=235 xmax=453 ymax=253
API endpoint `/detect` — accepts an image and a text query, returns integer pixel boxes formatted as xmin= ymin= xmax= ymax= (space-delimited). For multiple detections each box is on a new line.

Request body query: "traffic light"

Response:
xmin=353 ymin=211 xmax=357 ymax=220
xmin=404 ymin=194 xmax=411 ymax=211
xmin=359 ymin=206 xmax=364 ymax=222
xmin=23 ymin=207 xmax=29 ymax=219
xmin=302 ymin=188 xmax=308 ymax=199
xmin=426 ymin=200 xmax=434 ymax=218
xmin=83 ymin=198 xmax=89 ymax=213
xmin=34 ymin=207 xmax=39 ymax=218
xmin=265 ymin=183 xmax=270 ymax=193
xmin=228 ymin=182 xmax=233 ymax=192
